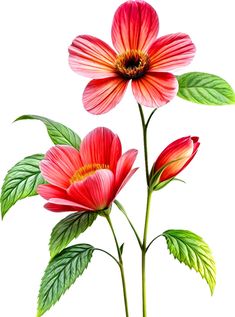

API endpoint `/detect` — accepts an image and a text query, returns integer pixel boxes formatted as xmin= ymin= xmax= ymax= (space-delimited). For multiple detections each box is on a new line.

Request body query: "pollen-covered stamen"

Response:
xmin=115 ymin=50 xmax=149 ymax=79
xmin=70 ymin=163 xmax=110 ymax=184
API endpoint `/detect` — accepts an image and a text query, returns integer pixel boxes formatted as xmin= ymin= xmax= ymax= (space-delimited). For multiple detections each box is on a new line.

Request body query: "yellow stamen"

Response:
xmin=70 ymin=163 xmax=110 ymax=184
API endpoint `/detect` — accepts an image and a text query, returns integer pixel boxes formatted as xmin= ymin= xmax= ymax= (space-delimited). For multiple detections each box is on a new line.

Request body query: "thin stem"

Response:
xmin=106 ymin=215 xmax=130 ymax=317
xmin=138 ymin=103 xmax=149 ymax=185
xmin=94 ymin=248 xmax=121 ymax=267
xmin=146 ymin=235 xmax=162 ymax=252
xmin=114 ymin=200 xmax=142 ymax=248
xmin=142 ymin=189 xmax=153 ymax=317
xmin=146 ymin=109 xmax=157 ymax=129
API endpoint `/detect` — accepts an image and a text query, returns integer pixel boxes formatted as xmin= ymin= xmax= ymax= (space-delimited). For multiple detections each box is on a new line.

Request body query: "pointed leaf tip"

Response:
xmin=163 ymin=229 xmax=216 ymax=295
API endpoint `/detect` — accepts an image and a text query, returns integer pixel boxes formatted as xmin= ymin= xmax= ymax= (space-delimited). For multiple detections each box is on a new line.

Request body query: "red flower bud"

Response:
xmin=152 ymin=136 xmax=200 ymax=188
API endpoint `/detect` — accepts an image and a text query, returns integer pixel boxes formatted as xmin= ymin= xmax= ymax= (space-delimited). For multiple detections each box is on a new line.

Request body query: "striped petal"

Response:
xmin=44 ymin=203 xmax=79 ymax=212
xmin=40 ymin=145 xmax=83 ymax=189
xmin=68 ymin=169 xmax=115 ymax=211
xmin=80 ymin=127 xmax=121 ymax=168
xmin=69 ymin=35 xmax=117 ymax=78
xmin=132 ymin=72 xmax=178 ymax=107
xmin=148 ymin=33 xmax=196 ymax=72
xmin=112 ymin=0 xmax=159 ymax=53
xmin=83 ymin=77 xmax=128 ymax=114
xmin=115 ymin=149 xmax=138 ymax=192
xmin=37 ymin=184 xmax=68 ymax=200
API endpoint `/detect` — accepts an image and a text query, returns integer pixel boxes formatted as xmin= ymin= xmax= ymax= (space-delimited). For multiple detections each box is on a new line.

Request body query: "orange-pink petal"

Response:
xmin=40 ymin=145 xmax=83 ymax=189
xmin=154 ymin=136 xmax=200 ymax=182
xmin=112 ymin=0 xmax=159 ymax=53
xmin=132 ymin=72 xmax=178 ymax=107
xmin=37 ymin=184 xmax=68 ymax=200
xmin=44 ymin=203 xmax=80 ymax=212
xmin=68 ymin=169 xmax=115 ymax=210
xmin=48 ymin=198 xmax=90 ymax=211
xmin=83 ymin=77 xmax=128 ymax=114
xmin=79 ymin=127 xmax=122 ymax=168
xmin=115 ymin=149 xmax=138 ymax=193
xmin=148 ymin=33 xmax=196 ymax=72
xmin=69 ymin=35 xmax=117 ymax=78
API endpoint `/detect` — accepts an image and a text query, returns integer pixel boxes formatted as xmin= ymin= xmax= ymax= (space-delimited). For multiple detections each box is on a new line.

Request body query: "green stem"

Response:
xmin=114 ymin=200 xmax=142 ymax=248
xmin=94 ymin=248 xmax=120 ymax=267
xmin=138 ymin=104 xmax=150 ymax=185
xmin=138 ymin=104 xmax=157 ymax=317
xmin=106 ymin=215 xmax=130 ymax=317
xmin=142 ymin=189 xmax=153 ymax=317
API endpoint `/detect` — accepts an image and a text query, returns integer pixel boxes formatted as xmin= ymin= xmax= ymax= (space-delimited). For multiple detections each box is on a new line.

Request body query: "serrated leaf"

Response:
xmin=50 ymin=212 xmax=98 ymax=258
xmin=177 ymin=72 xmax=235 ymax=105
xmin=37 ymin=244 xmax=94 ymax=317
xmin=162 ymin=229 xmax=216 ymax=294
xmin=1 ymin=154 xmax=46 ymax=218
xmin=15 ymin=115 xmax=81 ymax=149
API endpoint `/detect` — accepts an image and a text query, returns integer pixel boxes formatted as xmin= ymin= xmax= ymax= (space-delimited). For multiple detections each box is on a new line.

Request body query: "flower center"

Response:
xmin=115 ymin=50 xmax=149 ymax=79
xmin=70 ymin=163 xmax=110 ymax=184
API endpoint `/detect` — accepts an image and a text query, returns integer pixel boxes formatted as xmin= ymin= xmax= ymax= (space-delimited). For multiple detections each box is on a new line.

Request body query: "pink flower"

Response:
xmin=37 ymin=127 xmax=138 ymax=212
xmin=151 ymin=136 xmax=200 ymax=188
xmin=69 ymin=0 xmax=195 ymax=114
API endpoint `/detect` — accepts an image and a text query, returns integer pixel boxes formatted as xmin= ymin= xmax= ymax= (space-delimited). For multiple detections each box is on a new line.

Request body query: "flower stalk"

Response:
xmin=106 ymin=215 xmax=130 ymax=317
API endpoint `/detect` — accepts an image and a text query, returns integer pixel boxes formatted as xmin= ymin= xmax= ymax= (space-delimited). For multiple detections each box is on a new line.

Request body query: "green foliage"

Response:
xmin=37 ymin=244 xmax=94 ymax=317
xmin=15 ymin=115 xmax=81 ymax=149
xmin=177 ymin=72 xmax=235 ymax=105
xmin=1 ymin=154 xmax=46 ymax=218
xmin=162 ymin=229 xmax=216 ymax=294
xmin=50 ymin=212 xmax=98 ymax=258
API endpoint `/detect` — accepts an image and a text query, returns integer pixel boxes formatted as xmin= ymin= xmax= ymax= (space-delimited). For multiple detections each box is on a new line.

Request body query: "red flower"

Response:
xmin=152 ymin=136 xmax=200 ymax=188
xmin=37 ymin=128 xmax=138 ymax=212
xmin=69 ymin=0 xmax=195 ymax=114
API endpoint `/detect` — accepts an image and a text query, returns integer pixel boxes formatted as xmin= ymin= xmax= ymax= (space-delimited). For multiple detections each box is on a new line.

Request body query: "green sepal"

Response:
xmin=15 ymin=114 xmax=81 ymax=149
xmin=98 ymin=207 xmax=111 ymax=217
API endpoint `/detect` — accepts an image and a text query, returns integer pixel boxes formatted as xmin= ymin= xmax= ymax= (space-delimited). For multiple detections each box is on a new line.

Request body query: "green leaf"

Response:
xmin=177 ymin=72 xmax=235 ymax=105
xmin=37 ymin=244 xmax=94 ymax=317
xmin=15 ymin=115 xmax=81 ymax=149
xmin=162 ymin=229 xmax=216 ymax=294
xmin=50 ymin=212 xmax=98 ymax=258
xmin=1 ymin=154 xmax=46 ymax=218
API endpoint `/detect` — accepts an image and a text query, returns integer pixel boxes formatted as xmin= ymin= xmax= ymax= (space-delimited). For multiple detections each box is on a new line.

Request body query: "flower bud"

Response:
xmin=151 ymin=136 xmax=200 ymax=190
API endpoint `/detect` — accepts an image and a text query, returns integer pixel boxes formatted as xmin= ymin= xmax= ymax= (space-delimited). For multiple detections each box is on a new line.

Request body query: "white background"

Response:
xmin=0 ymin=0 xmax=235 ymax=316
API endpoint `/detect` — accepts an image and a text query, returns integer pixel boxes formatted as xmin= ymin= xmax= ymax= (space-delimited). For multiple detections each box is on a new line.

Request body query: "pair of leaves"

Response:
xmin=1 ymin=115 xmax=81 ymax=218
xmin=162 ymin=229 xmax=216 ymax=295
xmin=177 ymin=72 xmax=235 ymax=105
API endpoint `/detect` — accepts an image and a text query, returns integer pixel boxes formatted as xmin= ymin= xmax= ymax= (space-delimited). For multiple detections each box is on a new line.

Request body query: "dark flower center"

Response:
xmin=115 ymin=50 xmax=149 ymax=79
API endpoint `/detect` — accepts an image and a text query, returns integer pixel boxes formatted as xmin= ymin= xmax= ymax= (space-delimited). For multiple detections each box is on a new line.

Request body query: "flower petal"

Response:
xmin=68 ymin=170 xmax=115 ymax=210
xmin=69 ymin=35 xmax=117 ymax=78
xmin=132 ymin=72 xmax=178 ymax=107
xmin=40 ymin=145 xmax=83 ymax=189
xmin=115 ymin=149 xmax=138 ymax=192
xmin=112 ymin=0 xmax=159 ymax=52
xmin=37 ymin=184 xmax=68 ymax=200
xmin=148 ymin=33 xmax=196 ymax=72
xmin=44 ymin=203 xmax=81 ymax=212
xmin=48 ymin=198 xmax=89 ymax=210
xmin=83 ymin=77 xmax=128 ymax=114
xmin=116 ymin=168 xmax=138 ymax=196
xmin=80 ymin=127 xmax=121 ymax=168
